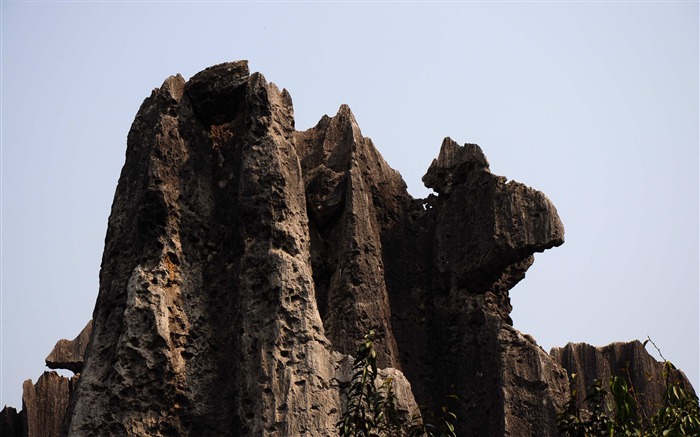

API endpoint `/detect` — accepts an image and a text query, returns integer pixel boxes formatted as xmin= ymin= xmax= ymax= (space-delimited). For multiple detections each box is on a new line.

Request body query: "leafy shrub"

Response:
xmin=558 ymin=352 xmax=699 ymax=436
xmin=337 ymin=331 xmax=457 ymax=437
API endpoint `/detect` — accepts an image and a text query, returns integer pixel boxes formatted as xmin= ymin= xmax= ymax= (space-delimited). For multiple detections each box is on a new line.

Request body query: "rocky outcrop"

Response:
xmin=61 ymin=61 xmax=683 ymax=436
xmin=22 ymin=372 xmax=78 ymax=437
xmin=551 ymin=341 xmax=696 ymax=420
xmin=65 ymin=62 xmax=416 ymax=436
xmin=1 ymin=321 xmax=91 ymax=437
xmin=6 ymin=61 xmax=696 ymax=436
xmin=384 ymin=136 xmax=567 ymax=435
xmin=0 ymin=406 xmax=22 ymax=437
xmin=46 ymin=320 xmax=92 ymax=374
xmin=296 ymin=104 xmax=409 ymax=368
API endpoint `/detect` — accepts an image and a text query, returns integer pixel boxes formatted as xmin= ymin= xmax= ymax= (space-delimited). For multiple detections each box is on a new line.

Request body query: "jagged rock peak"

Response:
xmin=185 ymin=60 xmax=250 ymax=125
xmin=423 ymin=137 xmax=489 ymax=193
xmin=67 ymin=61 xmax=572 ymax=436
xmin=64 ymin=61 xmax=417 ymax=436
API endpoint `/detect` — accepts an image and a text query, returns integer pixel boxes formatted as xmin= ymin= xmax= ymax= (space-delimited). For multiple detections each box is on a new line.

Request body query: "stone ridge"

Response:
xmin=64 ymin=61 xmax=416 ymax=436
xmin=4 ymin=61 xmax=695 ymax=437
xmin=551 ymin=340 xmax=696 ymax=420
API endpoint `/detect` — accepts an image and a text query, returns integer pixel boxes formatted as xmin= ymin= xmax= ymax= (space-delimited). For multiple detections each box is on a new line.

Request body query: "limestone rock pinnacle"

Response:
xmin=6 ymin=61 xmax=694 ymax=437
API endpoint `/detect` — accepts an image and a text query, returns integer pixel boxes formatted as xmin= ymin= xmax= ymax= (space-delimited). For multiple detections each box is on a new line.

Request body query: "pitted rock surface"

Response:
xmin=58 ymin=61 xmax=600 ymax=436
xmin=6 ymin=61 xmax=695 ymax=437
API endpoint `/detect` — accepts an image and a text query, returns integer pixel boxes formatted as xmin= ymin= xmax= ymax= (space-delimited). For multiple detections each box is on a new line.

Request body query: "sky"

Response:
xmin=1 ymin=1 xmax=698 ymax=409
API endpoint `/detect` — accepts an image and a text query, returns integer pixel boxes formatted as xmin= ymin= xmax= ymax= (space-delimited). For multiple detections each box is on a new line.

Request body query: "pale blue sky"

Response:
xmin=2 ymin=2 xmax=698 ymax=409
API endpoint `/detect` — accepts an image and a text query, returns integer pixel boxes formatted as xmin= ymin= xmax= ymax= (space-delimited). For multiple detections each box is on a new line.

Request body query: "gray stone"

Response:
xmin=65 ymin=64 xmax=416 ymax=436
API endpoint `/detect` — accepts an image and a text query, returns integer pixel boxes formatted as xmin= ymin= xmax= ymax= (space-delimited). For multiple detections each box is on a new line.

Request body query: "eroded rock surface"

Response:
xmin=60 ymin=61 xmax=583 ymax=436
xmin=22 ymin=372 xmax=77 ymax=437
xmin=7 ymin=60 xmax=695 ymax=436
xmin=46 ymin=320 xmax=92 ymax=374
xmin=551 ymin=341 xmax=696 ymax=420
xmin=66 ymin=62 xmax=416 ymax=436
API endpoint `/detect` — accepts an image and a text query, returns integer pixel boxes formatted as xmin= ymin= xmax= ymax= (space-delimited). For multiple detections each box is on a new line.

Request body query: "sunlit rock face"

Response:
xmin=551 ymin=341 xmax=696 ymax=421
xmin=6 ymin=60 xmax=689 ymax=437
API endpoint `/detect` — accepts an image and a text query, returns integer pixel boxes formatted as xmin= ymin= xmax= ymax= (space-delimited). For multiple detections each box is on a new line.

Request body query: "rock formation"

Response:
xmin=4 ymin=61 xmax=696 ymax=436
xmin=65 ymin=62 xmax=418 ymax=436
xmin=46 ymin=320 xmax=93 ymax=374
xmin=21 ymin=372 xmax=76 ymax=437
xmin=551 ymin=340 xmax=695 ymax=421
xmin=0 ymin=406 xmax=23 ymax=437
xmin=1 ymin=321 xmax=92 ymax=437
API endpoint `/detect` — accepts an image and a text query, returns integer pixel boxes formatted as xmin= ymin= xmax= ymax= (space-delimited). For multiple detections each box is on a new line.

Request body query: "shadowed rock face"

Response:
xmin=385 ymin=136 xmax=568 ymax=435
xmin=8 ymin=61 xmax=693 ymax=436
xmin=0 ymin=406 xmax=22 ymax=437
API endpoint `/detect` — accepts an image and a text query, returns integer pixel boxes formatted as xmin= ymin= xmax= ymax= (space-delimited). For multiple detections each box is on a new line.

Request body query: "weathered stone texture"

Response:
xmin=296 ymin=104 xmax=408 ymax=369
xmin=66 ymin=62 xmax=416 ymax=436
xmin=6 ymin=60 xmax=695 ymax=436
xmin=382 ymin=136 xmax=568 ymax=435
xmin=46 ymin=320 xmax=92 ymax=374
xmin=22 ymin=372 xmax=77 ymax=437
xmin=551 ymin=340 xmax=696 ymax=420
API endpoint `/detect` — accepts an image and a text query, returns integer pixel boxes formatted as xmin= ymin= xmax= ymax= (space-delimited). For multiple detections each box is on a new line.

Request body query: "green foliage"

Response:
xmin=558 ymin=362 xmax=700 ymax=437
xmin=648 ymin=362 xmax=700 ymax=437
xmin=337 ymin=331 xmax=458 ymax=437
xmin=406 ymin=403 xmax=458 ymax=437
xmin=336 ymin=330 xmax=411 ymax=436
xmin=558 ymin=375 xmax=615 ymax=436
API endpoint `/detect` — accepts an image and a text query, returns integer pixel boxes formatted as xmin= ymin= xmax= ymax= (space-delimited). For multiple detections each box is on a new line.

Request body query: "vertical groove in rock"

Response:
xmin=296 ymin=105 xmax=407 ymax=368
xmin=22 ymin=372 xmax=74 ymax=437
xmin=231 ymin=71 xmax=343 ymax=436
xmin=551 ymin=341 xmax=696 ymax=421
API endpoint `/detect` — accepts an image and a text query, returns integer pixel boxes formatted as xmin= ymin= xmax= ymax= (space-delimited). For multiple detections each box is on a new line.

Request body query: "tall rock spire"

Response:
xmin=65 ymin=62 xmax=418 ymax=436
